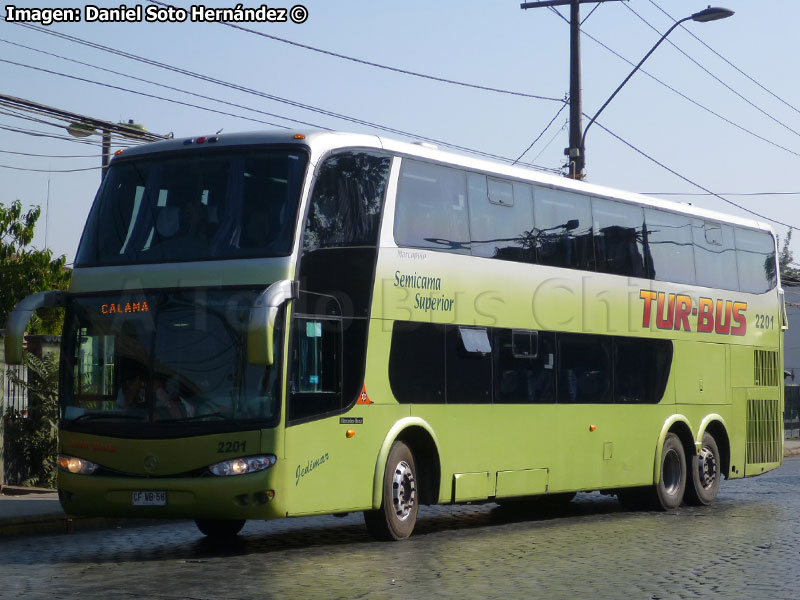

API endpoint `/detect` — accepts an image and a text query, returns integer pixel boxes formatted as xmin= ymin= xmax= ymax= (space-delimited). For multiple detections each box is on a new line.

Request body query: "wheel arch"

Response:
xmin=698 ymin=415 xmax=731 ymax=479
xmin=371 ymin=418 xmax=442 ymax=509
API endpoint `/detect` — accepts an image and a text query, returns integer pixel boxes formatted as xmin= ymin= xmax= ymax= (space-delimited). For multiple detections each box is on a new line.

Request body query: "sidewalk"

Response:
xmin=0 ymin=485 xmax=165 ymax=538
xmin=3 ymin=442 xmax=800 ymax=539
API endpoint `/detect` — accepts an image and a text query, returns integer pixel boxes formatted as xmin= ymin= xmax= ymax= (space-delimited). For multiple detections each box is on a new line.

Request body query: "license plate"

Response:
xmin=132 ymin=491 xmax=167 ymax=506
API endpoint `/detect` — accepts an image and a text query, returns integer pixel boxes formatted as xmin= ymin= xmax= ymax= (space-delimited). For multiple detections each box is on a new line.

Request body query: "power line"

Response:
xmin=593 ymin=119 xmax=798 ymax=231
xmin=0 ymin=162 xmax=102 ymax=173
xmin=647 ymin=0 xmax=800 ymax=118
xmin=0 ymin=37 xmax=322 ymax=131
xmin=532 ymin=119 xmax=568 ymax=163
xmin=0 ymin=148 xmax=103 ymax=159
xmin=513 ymin=101 xmax=569 ymax=165
xmin=0 ymin=122 xmax=133 ymax=147
xmin=12 ymin=23 xmax=562 ymax=173
xmin=0 ymin=58 xmax=299 ymax=131
xmin=642 ymin=191 xmax=800 ymax=197
xmin=622 ymin=2 xmax=800 ymax=140
xmin=547 ymin=8 xmax=800 ymax=160
xmin=145 ymin=0 xmax=566 ymax=105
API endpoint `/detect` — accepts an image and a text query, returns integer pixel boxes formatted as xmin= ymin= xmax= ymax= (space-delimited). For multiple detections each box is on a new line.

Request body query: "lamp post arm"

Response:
xmin=580 ymin=16 xmax=690 ymax=153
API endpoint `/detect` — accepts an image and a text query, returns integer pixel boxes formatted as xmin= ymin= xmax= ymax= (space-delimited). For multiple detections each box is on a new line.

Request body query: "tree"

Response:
xmin=0 ymin=200 xmax=71 ymax=333
xmin=778 ymin=230 xmax=800 ymax=286
xmin=3 ymin=352 xmax=59 ymax=487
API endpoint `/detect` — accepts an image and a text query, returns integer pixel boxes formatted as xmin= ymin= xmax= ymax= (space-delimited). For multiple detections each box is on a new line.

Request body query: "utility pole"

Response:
xmin=521 ymin=0 xmax=626 ymax=179
xmin=0 ymin=94 xmax=171 ymax=180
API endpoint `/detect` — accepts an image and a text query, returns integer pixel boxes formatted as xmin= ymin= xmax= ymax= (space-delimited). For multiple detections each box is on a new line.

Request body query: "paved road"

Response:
xmin=3 ymin=459 xmax=800 ymax=599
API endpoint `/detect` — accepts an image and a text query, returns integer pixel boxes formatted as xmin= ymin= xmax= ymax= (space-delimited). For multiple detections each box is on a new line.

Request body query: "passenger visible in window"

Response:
xmin=177 ymin=202 xmax=209 ymax=253
xmin=115 ymin=365 xmax=146 ymax=409
xmin=240 ymin=207 xmax=274 ymax=249
xmin=154 ymin=375 xmax=196 ymax=419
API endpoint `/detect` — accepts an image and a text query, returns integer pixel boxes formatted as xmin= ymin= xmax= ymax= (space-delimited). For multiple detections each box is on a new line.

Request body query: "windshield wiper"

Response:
xmin=71 ymin=412 xmax=144 ymax=422
xmin=169 ymin=412 xmax=235 ymax=423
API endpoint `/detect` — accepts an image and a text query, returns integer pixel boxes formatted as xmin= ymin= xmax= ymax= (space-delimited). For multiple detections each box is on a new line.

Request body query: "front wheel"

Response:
xmin=652 ymin=432 xmax=686 ymax=510
xmin=195 ymin=518 xmax=246 ymax=539
xmin=684 ymin=432 xmax=721 ymax=506
xmin=364 ymin=441 xmax=418 ymax=541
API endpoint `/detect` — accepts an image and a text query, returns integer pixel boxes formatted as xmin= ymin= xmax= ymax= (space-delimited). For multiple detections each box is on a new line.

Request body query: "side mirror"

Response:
xmin=4 ymin=290 xmax=69 ymax=364
xmin=247 ymin=280 xmax=298 ymax=365
xmin=564 ymin=219 xmax=580 ymax=231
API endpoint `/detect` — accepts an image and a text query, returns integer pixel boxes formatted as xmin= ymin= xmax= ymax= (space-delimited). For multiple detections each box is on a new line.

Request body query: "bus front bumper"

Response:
xmin=57 ymin=470 xmax=287 ymax=520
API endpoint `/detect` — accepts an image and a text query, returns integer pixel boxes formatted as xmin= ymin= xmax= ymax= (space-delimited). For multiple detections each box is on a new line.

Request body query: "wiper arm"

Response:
xmin=169 ymin=412 xmax=233 ymax=423
xmin=71 ymin=412 xmax=143 ymax=422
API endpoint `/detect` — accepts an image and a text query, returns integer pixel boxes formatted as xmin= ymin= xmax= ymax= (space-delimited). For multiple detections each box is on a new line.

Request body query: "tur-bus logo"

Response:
xmin=640 ymin=290 xmax=747 ymax=335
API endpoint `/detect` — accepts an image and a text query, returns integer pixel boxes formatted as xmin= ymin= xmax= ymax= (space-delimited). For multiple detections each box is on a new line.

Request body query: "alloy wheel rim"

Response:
xmin=392 ymin=460 xmax=416 ymax=521
xmin=698 ymin=446 xmax=718 ymax=489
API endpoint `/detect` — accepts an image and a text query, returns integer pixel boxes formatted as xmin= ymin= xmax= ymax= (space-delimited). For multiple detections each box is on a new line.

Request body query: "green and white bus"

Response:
xmin=5 ymin=131 xmax=785 ymax=540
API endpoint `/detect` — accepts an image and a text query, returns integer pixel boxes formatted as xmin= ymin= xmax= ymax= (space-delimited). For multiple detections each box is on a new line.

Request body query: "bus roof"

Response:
xmin=115 ymin=130 xmax=774 ymax=237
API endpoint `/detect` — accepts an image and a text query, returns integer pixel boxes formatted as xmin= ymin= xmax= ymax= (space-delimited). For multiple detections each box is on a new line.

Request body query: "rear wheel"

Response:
xmin=364 ymin=441 xmax=418 ymax=541
xmin=684 ymin=432 xmax=721 ymax=506
xmin=195 ymin=518 xmax=246 ymax=539
xmin=652 ymin=432 xmax=686 ymax=510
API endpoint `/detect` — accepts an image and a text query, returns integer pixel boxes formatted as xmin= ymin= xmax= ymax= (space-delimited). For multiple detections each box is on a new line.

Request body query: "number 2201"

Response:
xmin=217 ymin=440 xmax=246 ymax=453
xmin=755 ymin=314 xmax=774 ymax=329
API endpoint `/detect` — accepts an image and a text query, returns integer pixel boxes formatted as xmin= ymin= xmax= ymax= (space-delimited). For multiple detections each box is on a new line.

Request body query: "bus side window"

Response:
xmin=592 ymin=197 xmax=648 ymax=278
xmin=394 ymin=160 xmax=470 ymax=254
xmin=534 ymin=188 xmax=595 ymax=271
xmin=614 ymin=338 xmax=672 ymax=404
xmin=644 ymin=209 xmax=696 ymax=286
xmin=735 ymin=228 xmax=777 ymax=294
xmin=557 ymin=334 xmax=612 ymax=404
xmin=388 ymin=321 xmax=446 ymax=404
xmin=494 ymin=329 xmax=555 ymax=404
xmin=693 ymin=221 xmax=738 ymax=291
xmin=445 ymin=326 xmax=492 ymax=404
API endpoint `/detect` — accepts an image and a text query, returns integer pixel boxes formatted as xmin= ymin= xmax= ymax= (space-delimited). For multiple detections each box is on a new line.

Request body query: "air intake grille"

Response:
xmin=746 ymin=398 xmax=781 ymax=464
xmin=754 ymin=350 xmax=779 ymax=387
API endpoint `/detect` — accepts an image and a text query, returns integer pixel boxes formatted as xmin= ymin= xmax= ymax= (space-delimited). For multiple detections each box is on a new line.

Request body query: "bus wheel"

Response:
xmin=652 ymin=432 xmax=686 ymax=510
xmin=363 ymin=441 xmax=418 ymax=541
xmin=195 ymin=518 xmax=246 ymax=539
xmin=684 ymin=432 xmax=721 ymax=506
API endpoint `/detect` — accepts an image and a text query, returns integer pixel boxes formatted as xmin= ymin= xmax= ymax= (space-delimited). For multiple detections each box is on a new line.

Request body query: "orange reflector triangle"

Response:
xmin=356 ymin=384 xmax=373 ymax=405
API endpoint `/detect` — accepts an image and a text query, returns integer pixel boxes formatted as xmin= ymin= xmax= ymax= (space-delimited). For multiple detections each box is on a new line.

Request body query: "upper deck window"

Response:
xmin=75 ymin=149 xmax=308 ymax=266
xmin=394 ymin=160 xmax=470 ymax=254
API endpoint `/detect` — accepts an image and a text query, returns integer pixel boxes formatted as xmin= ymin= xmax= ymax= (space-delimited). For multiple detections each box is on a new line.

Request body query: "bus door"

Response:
xmin=283 ymin=311 xmax=370 ymax=515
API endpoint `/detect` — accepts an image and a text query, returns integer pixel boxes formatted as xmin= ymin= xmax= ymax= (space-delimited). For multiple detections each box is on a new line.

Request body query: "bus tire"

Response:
xmin=652 ymin=432 xmax=686 ymax=510
xmin=195 ymin=518 xmax=246 ymax=539
xmin=684 ymin=432 xmax=721 ymax=506
xmin=363 ymin=441 xmax=418 ymax=541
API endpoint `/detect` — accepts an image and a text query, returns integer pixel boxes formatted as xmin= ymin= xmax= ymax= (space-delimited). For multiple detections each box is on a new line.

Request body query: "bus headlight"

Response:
xmin=57 ymin=454 xmax=99 ymax=475
xmin=209 ymin=455 xmax=276 ymax=476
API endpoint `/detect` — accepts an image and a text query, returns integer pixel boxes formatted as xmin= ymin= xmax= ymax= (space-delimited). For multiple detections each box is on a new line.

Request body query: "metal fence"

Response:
xmin=2 ymin=364 xmax=28 ymax=416
xmin=786 ymin=385 xmax=800 ymax=436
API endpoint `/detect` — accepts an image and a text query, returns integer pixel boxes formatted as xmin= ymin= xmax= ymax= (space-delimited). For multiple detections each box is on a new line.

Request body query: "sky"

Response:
xmin=2 ymin=0 xmax=800 ymax=266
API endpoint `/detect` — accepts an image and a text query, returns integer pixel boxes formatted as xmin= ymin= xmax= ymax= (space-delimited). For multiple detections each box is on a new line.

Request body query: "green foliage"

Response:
xmin=778 ymin=230 xmax=800 ymax=286
xmin=3 ymin=352 xmax=60 ymax=488
xmin=0 ymin=199 xmax=71 ymax=334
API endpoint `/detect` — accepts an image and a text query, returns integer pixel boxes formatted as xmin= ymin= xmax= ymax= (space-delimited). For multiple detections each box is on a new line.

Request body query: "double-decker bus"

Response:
xmin=5 ymin=131 xmax=785 ymax=541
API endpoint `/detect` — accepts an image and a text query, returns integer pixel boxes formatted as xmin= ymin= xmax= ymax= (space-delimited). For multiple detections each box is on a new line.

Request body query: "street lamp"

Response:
xmin=575 ymin=6 xmax=734 ymax=179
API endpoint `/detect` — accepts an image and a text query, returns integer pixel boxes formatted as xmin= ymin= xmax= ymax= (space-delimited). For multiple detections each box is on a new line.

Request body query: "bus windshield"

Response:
xmin=62 ymin=290 xmax=282 ymax=433
xmin=75 ymin=148 xmax=308 ymax=266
